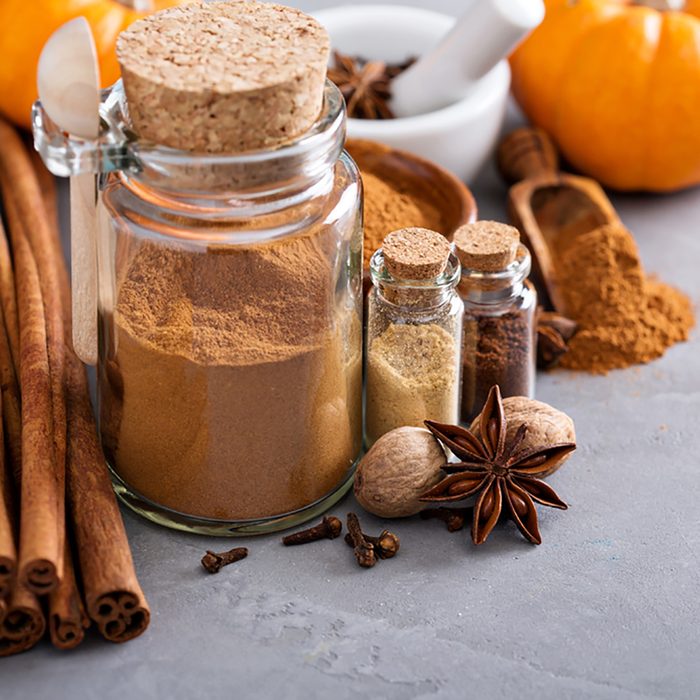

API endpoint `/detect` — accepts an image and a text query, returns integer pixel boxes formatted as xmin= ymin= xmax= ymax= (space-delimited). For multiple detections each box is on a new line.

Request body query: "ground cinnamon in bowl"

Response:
xmin=553 ymin=223 xmax=694 ymax=372
xmin=345 ymin=139 xmax=477 ymax=268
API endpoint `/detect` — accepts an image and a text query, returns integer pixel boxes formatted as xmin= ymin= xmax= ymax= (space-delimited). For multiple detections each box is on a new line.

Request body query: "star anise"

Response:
xmin=420 ymin=385 xmax=576 ymax=545
xmin=327 ymin=51 xmax=414 ymax=120
xmin=537 ymin=309 xmax=578 ymax=369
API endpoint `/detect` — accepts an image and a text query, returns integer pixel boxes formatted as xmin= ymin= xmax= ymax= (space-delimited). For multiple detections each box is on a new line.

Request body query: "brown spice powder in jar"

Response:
xmin=461 ymin=307 xmax=535 ymax=423
xmin=100 ymin=229 xmax=362 ymax=520
xmin=454 ymin=222 xmax=536 ymax=422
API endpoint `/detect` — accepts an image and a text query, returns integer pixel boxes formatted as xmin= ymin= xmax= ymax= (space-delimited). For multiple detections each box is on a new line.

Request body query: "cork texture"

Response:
xmin=453 ymin=221 xmax=520 ymax=272
xmin=382 ymin=228 xmax=451 ymax=280
xmin=116 ymin=1 xmax=330 ymax=153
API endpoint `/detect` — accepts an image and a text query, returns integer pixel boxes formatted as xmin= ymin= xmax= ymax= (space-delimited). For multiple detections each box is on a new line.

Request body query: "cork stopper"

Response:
xmin=453 ymin=221 xmax=520 ymax=272
xmin=382 ymin=228 xmax=451 ymax=280
xmin=116 ymin=1 xmax=330 ymax=153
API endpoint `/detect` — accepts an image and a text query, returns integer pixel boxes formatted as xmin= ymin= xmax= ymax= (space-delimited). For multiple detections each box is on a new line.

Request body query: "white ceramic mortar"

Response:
xmin=313 ymin=4 xmax=511 ymax=184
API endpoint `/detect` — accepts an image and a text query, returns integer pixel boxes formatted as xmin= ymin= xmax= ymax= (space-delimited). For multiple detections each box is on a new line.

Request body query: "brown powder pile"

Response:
xmin=101 ymin=231 xmax=362 ymax=520
xmin=362 ymin=171 xmax=443 ymax=268
xmin=553 ymin=223 xmax=694 ymax=373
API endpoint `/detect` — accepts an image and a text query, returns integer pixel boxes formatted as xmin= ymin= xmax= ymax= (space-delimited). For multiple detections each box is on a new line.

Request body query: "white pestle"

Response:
xmin=37 ymin=17 xmax=100 ymax=366
xmin=391 ymin=0 xmax=544 ymax=118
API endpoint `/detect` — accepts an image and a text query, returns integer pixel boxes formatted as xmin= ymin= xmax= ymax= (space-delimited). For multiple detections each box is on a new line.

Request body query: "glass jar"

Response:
xmin=365 ymin=244 xmax=463 ymax=447
xmin=34 ymin=81 xmax=363 ymax=535
xmin=459 ymin=244 xmax=537 ymax=423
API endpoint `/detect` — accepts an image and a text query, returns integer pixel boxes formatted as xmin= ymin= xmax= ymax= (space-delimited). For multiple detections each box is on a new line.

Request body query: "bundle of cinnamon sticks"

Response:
xmin=0 ymin=117 xmax=149 ymax=656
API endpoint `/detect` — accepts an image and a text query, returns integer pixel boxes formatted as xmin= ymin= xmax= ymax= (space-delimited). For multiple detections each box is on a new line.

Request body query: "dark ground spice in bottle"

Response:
xmin=454 ymin=222 xmax=537 ymax=422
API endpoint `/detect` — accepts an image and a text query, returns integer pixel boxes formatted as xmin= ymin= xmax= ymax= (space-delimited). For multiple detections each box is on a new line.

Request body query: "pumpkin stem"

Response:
xmin=632 ymin=0 xmax=686 ymax=10
xmin=116 ymin=0 xmax=154 ymax=11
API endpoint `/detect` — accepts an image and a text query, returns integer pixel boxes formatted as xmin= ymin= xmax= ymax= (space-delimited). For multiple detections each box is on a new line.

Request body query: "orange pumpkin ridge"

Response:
xmin=0 ymin=0 xmax=186 ymax=130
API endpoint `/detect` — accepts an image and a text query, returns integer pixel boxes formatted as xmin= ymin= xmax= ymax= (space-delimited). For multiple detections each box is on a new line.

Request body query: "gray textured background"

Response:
xmin=3 ymin=1 xmax=700 ymax=698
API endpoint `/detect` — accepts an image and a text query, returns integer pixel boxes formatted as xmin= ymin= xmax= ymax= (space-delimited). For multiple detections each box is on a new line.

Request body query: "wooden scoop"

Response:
xmin=497 ymin=127 xmax=620 ymax=313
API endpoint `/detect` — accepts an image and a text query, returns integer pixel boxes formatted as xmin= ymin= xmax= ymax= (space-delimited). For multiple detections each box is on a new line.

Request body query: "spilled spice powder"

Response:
xmin=553 ymin=223 xmax=694 ymax=373
xmin=361 ymin=171 xmax=443 ymax=268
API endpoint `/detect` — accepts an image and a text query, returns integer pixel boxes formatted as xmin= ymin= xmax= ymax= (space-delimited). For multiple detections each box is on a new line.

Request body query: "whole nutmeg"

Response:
xmin=354 ymin=427 xmax=446 ymax=518
xmin=470 ymin=396 xmax=576 ymax=478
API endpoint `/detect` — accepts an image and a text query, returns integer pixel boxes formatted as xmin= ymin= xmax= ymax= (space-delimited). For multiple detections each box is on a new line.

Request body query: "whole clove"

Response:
xmin=344 ymin=529 xmax=400 ymax=559
xmin=420 ymin=507 xmax=473 ymax=532
xmin=281 ymin=516 xmax=342 ymax=546
xmin=201 ymin=547 xmax=248 ymax=574
xmin=345 ymin=513 xmax=377 ymax=568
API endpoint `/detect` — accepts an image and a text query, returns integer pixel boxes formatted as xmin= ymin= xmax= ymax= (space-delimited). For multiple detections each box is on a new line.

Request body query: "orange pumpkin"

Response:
xmin=0 ymin=0 xmax=187 ymax=129
xmin=510 ymin=0 xmax=700 ymax=192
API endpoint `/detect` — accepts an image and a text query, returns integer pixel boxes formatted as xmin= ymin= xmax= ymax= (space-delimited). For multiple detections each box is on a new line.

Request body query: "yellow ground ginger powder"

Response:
xmin=365 ymin=323 xmax=459 ymax=445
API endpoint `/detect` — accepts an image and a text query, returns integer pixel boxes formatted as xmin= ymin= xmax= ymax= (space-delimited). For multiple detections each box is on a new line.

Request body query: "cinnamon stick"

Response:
xmin=5 ymin=210 xmax=60 ymax=594
xmin=49 ymin=540 xmax=89 ymax=650
xmin=0 ymin=579 xmax=46 ymax=657
xmin=0 ymin=118 xmax=66 ymax=590
xmin=0 ymin=418 xmax=45 ymax=657
xmin=35 ymin=143 xmax=151 ymax=643
xmin=0 ymin=397 xmax=17 ymax=599
xmin=0 ymin=218 xmax=19 ymax=369
xmin=0 ymin=282 xmax=22 ymax=480
xmin=65 ymin=343 xmax=151 ymax=642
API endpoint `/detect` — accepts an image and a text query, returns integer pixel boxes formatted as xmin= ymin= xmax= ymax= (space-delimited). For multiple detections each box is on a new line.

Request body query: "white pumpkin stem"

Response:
xmin=116 ymin=0 xmax=153 ymax=10
xmin=633 ymin=0 xmax=686 ymax=10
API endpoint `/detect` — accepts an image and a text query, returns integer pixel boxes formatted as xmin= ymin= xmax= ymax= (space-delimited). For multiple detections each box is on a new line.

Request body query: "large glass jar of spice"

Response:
xmin=455 ymin=221 xmax=537 ymax=422
xmin=365 ymin=228 xmax=463 ymax=447
xmin=33 ymin=2 xmax=363 ymax=534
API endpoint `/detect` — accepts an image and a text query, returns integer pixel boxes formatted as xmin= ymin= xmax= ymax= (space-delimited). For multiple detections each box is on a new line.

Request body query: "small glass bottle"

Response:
xmin=365 ymin=228 xmax=463 ymax=447
xmin=454 ymin=221 xmax=537 ymax=423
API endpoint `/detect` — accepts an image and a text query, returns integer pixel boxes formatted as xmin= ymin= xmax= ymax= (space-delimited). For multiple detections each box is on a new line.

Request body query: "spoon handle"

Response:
xmin=391 ymin=0 xmax=544 ymax=118
xmin=70 ymin=173 xmax=98 ymax=366
xmin=497 ymin=127 xmax=559 ymax=184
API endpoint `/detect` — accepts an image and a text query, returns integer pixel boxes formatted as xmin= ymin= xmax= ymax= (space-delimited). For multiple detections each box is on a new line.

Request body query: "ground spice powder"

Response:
xmin=100 ymin=232 xmax=362 ymax=520
xmin=554 ymin=223 xmax=694 ymax=373
xmin=365 ymin=324 xmax=460 ymax=445
xmin=461 ymin=309 xmax=535 ymax=422
xmin=361 ymin=171 xmax=443 ymax=268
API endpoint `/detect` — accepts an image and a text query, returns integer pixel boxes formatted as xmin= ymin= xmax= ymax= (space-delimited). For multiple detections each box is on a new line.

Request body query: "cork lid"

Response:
xmin=382 ymin=228 xmax=451 ymax=280
xmin=116 ymin=1 xmax=330 ymax=153
xmin=453 ymin=221 xmax=520 ymax=272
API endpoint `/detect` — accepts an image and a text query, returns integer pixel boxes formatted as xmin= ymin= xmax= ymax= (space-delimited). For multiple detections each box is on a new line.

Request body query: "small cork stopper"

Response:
xmin=453 ymin=221 xmax=520 ymax=272
xmin=116 ymin=1 xmax=330 ymax=153
xmin=382 ymin=228 xmax=451 ymax=280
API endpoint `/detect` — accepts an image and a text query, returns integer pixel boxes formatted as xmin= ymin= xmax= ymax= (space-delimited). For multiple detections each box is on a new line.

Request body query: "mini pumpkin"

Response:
xmin=510 ymin=0 xmax=700 ymax=192
xmin=0 ymin=0 xmax=187 ymax=129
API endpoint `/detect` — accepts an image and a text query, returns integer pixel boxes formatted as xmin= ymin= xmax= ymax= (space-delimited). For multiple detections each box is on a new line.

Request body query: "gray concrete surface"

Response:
xmin=3 ymin=1 xmax=700 ymax=698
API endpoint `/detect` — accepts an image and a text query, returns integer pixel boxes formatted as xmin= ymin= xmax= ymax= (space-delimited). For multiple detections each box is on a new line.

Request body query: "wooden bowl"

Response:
xmin=346 ymin=139 xmax=477 ymax=272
